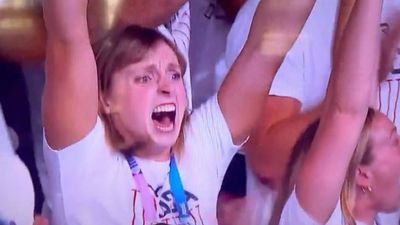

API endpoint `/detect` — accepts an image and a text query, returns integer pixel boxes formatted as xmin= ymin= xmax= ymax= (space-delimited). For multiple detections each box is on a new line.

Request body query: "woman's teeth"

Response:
xmin=153 ymin=104 xmax=176 ymax=113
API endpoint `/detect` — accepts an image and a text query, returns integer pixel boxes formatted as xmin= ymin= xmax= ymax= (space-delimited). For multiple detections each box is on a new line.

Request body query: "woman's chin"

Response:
xmin=149 ymin=131 xmax=179 ymax=150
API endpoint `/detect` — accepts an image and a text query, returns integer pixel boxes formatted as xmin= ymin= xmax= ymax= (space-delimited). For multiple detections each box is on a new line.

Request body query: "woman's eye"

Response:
xmin=135 ymin=75 xmax=152 ymax=83
xmin=172 ymin=72 xmax=182 ymax=80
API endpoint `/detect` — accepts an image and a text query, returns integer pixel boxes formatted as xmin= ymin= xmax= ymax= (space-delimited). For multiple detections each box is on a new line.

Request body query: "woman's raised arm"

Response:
xmin=296 ymin=0 xmax=382 ymax=223
xmin=218 ymin=0 xmax=315 ymax=144
xmin=42 ymin=0 xmax=98 ymax=149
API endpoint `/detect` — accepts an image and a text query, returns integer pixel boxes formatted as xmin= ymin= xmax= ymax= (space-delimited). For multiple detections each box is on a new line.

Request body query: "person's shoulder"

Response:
xmin=185 ymin=95 xmax=220 ymax=127
xmin=183 ymin=94 xmax=240 ymax=151
xmin=281 ymin=191 xmax=325 ymax=225
xmin=42 ymin=116 xmax=114 ymax=162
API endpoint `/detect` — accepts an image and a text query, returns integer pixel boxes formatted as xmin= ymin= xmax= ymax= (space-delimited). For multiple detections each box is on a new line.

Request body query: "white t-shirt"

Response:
xmin=43 ymin=95 xmax=240 ymax=225
xmin=379 ymin=210 xmax=400 ymax=225
xmin=0 ymin=105 xmax=34 ymax=225
xmin=279 ymin=191 xmax=376 ymax=225
xmin=0 ymin=106 xmax=13 ymax=156
xmin=243 ymin=168 xmax=278 ymax=225
xmin=158 ymin=2 xmax=193 ymax=110
xmin=378 ymin=73 xmax=400 ymax=129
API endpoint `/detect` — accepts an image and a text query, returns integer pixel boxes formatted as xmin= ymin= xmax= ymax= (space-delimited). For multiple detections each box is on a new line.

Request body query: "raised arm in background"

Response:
xmin=295 ymin=0 xmax=382 ymax=223
xmin=244 ymin=0 xmax=356 ymax=187
xmin=218 ymin=0 xmax=315 ymax=144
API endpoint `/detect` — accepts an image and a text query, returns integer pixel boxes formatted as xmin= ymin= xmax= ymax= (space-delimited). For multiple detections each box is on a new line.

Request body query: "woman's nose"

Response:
xmin=157 ymin=78 xmax=172 ymax=95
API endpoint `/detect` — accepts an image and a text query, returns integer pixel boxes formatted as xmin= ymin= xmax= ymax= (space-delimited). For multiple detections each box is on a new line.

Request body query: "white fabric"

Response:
xmin=0 ymin=106 xmax=13 ymax=156
xmin=189 ymin=0 xmax=232 ymax=108
xmin=158 ymin=2 xmax=193 ymax=110
xmin=43 ymin=95 xmax=240 ymax=225
xmin=379 ymin=211 xmax=400 ymax=225
xmin=378 ymin=73 xmax=400 ymax=129
xmin=243 ymin=166 xmax=277 ymax=225
xmin=0 ymin=105 xmax=34 ymax=225
xmin=279 ymin=191 xmax=375 ymax=225
xmin=377 ymin=0 xmax=400 ymax=128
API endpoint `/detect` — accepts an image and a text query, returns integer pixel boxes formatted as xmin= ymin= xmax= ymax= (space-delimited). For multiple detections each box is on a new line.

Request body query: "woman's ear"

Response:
xmin=355 ymin=166 xmax=373 ymax=190
xmin=99 ymin=94 xmax=113 ymax=114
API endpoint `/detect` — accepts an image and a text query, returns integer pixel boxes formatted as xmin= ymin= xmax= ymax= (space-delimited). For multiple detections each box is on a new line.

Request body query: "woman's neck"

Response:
xmin=352 ymin=191 xmax=377 ymax=225
xmin=133 ymin=144 xmax=171 ymax=162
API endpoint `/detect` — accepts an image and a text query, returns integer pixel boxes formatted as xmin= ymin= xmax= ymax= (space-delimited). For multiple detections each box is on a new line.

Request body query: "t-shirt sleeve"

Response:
xmin=184 ymin=95 xmax=242 ymax=179
xmin=279 ymin=190 xmax=322 ymax=225
xmin=42 ymin=117 xmax=130 ymax=224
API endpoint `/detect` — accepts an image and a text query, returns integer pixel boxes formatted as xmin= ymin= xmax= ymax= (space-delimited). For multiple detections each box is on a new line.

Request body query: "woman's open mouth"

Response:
xmin=151 ymin=103 xmax=176 ymax=132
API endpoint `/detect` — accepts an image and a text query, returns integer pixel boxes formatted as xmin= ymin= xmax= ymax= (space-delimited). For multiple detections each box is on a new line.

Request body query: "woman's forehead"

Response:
xmin=141 ymin=43 xmax=181 ymax=66
xmin=119 ymin=45 xmax=181 ymax=73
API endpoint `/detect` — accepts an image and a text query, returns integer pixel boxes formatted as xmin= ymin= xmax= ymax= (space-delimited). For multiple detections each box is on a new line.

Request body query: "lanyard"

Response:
xmin=125 ymin=154 xmax=190 ymax=224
